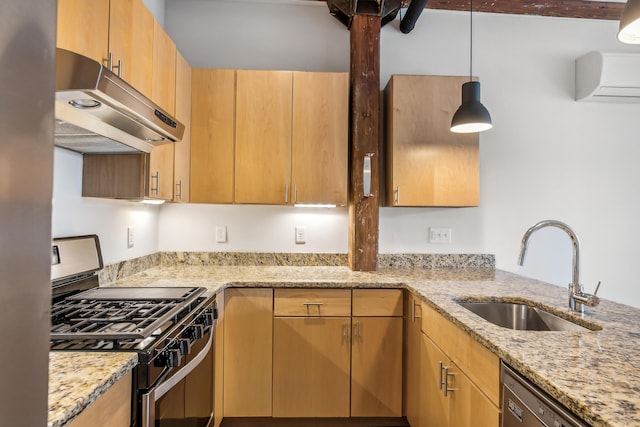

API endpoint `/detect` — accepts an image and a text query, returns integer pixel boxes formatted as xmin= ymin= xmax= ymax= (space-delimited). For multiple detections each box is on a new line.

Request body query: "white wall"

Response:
xmin=157 ymin=0 xmax=640 ymax=307
xmin=52 ymin=148 xmax=160 ymax=264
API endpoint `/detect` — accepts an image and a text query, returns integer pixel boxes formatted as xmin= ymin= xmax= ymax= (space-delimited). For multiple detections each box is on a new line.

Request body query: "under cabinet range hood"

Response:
xmin=55 ymin=48 xmax=184 ymax=154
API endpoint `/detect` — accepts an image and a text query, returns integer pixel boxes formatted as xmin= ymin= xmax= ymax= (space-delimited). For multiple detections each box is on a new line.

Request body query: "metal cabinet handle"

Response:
xmin=176 ymin=180 xmax=182 ymax=201
xmin=363 ymin=153 xmax=374 ymax=198
xmin=439 ymin=361 xmax=445 ymax=390
xmin=303 ymin=302 xmax=323 ymax=316
xmin=104 ymin=52 xmax=122 ymax=77
xmin=353 ymin=320 xmax=360 ymax=342
xmin=151 ymin=172 xmax=160 ymax=195
xmin=444 ymin=367 xmax=456 ymax=397
xmin=411 ymin=299 xmax=422 ymax=322
xmin=294 ymin=184 xmax=297 ymax=204
xmin=343 ymin=322 xmax=350 ymax=342
xmin=285 ymin=184 xmax=289 ymax=204
xmin=395 ymin=186 xmax=400 ymax=205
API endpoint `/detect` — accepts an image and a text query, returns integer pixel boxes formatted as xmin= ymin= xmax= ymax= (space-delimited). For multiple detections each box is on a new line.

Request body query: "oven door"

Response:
xmin=141 ymin=316 xmax=215 ymax=427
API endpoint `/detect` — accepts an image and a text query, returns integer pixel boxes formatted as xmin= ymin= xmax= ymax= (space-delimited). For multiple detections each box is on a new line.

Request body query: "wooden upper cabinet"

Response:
xmin=148 ymin=21 xmax=177 ymax=200
xmin=174 ymin=51 xmax=192 ymax=203
xmin=292 ymin=72 xmax=348 ymax=205
xmin=190 ymin=69 xmax=236 ymax=204
xmin=57 ymin=0 xmax=110 ymax=64
xmin=235 ymin=70 xmax=293 ymax=205
xmin=152 ymin=21 xmax=177 ymax=116
xmin=384 ymin=75 xmax=480 ymax=207
xmin=57 ymin=0 xmax=154 ymax=97
xmin=109 ymin=0 xmax=154 ymax=98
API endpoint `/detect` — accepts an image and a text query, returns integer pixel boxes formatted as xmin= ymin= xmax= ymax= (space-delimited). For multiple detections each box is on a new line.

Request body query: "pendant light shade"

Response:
xmin=618 ymin=0 xmax=640 ymax=44
xmin=451 ymin=81 xmax=492 ymax=133
xmin=450 ymin=0 xmax=492 ymax=133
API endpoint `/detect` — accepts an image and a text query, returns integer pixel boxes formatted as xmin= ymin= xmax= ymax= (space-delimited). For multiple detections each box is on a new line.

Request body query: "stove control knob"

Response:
xmin=155 ymin=349 xmax=182 ymax=368
xmin=182 ymin=324 xmax=204 ymax=341
xmin=197 ymin=310 xmax=214 ymax=327
xmin=175 ymin=338 xmax=191 ymax=355
xmin=192 ymin=324 xmax=204 ymax=339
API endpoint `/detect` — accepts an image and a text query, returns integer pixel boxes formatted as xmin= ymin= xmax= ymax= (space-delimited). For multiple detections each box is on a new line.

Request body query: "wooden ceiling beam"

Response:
xmin=408 ymin=0 xmax=625 ymax=20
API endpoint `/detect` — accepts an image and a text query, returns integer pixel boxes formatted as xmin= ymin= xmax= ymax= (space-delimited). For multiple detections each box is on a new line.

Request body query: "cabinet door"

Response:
xmin=152 ymin=20 xmax=177 ymax=115
xmin=57 ymin=0 xmax=110 ymax=64
xmin=448 ymin=361 xmax=500 ymax=427
xmin=385 ymin=75 xmax=479 ymax=207
xmin=223 ymin=288 xmax=273 ymax=416
xmin=273 ymin=317 xmax=351 ymax=417
xmin=235 ymin=70 xmax=293 ymax=204
xmin=421 ymin=333 xmax=449 ymax=427
xmin=291 ymin=72 xmax=348 ymax=205
xmin=109 ymin=0 xmax=154 ymax=97
xmin=174 ymin=51 xmax=192 ymax=202
xmin=351 ymin=317 xmax=403 ymax=417
xmin=405 ymin=293 xmax=423 ymax=427
xmin=190 ymin=69 xmax=236 ymax=203
xmin=67 ymin=372 xmax=131 ymax=427
xmin=147 ymin=21 xmax=177 ymax=201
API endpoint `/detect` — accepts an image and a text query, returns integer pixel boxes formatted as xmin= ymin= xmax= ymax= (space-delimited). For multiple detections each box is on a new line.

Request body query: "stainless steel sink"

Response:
xmin=456 ymin=301 xmax=600 ymax=332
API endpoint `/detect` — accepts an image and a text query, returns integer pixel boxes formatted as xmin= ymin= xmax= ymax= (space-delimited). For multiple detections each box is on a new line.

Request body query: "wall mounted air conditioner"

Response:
xmin=575 ymin=51 xmax=640 ymax=103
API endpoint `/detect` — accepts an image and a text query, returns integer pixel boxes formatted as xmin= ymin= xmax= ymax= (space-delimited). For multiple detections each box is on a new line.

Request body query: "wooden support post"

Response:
xmin=348 ymin=14 xmax=381 ymax=271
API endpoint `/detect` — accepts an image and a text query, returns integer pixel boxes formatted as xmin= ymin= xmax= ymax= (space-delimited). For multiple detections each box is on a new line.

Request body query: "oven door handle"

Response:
xmin=156 ymin=328 xmax=213 ymax=399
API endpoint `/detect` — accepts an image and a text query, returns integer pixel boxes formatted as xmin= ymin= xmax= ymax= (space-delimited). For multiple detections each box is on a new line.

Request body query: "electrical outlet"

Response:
xmin=215 ymin=226 xmax=227 ymax=243
xmin=429 ymin=227 xmax=451 ymax=244
xmin=127 ymin=226 xmax=135 ymax=248
xmin=295 ymin=226 xmax=306 ymax=244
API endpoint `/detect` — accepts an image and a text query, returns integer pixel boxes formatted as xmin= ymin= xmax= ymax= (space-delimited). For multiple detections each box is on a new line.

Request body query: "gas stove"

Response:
xmin=50 ymin=235 xmax=217 ymax=427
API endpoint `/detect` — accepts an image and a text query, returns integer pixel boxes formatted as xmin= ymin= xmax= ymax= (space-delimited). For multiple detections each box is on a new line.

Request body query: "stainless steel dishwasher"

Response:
xmin=502 ymin=363 xmax=589 ymax=427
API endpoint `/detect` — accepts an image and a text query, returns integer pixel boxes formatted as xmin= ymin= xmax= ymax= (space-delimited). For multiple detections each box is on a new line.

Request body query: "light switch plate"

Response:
xmin=295 ymin=226 xmax=306 ymax=244
xmin=429 ymin=227 xmax=451 ymax=244
xmin=215 ymin=226 xmax=227 ymax=243
xmin=127 ymin=226 xmax=134 ymax=248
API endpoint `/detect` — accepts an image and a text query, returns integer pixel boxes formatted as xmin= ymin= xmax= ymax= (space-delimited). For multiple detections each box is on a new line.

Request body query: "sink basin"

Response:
xmin=456 ymin=301 xmax=600 ymax=332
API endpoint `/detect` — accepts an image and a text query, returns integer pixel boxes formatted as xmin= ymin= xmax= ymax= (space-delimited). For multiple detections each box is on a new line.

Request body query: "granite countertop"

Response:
xmin=48 ymin=352 xmax=137 ymax=427
xmin=52 ymin=264 xmax=640 ymax=427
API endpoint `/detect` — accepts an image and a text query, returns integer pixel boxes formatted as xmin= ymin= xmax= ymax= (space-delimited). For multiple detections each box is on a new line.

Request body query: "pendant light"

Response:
xmin=450 ymin=0 xmax=492 ymax=133
xmin=618 ymin=0 xmax=640 ymax=44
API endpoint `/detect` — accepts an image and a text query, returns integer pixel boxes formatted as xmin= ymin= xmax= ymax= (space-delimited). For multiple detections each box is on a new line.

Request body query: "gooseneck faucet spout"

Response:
xmin=518 ymin=220 xmax=601 ymax=312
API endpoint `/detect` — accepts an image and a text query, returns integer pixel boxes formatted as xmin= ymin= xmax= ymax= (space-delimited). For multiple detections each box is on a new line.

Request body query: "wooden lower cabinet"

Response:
xmin=271 ymin=288 xmax=403 ymax=418
xmin=351 ymin=316 xmax=403 ymax=417
xmin=272 ymin=317 xmax=351 ymax=417
xmin=67 ymin=371 xmax=132 ymax=427
xmin=223 ymin=288 xmax=273 ymax=417
xmin=415 ymin=301 xmax=501 ymax=427
xmin=404 ymin=292 xmax=423 ymax=427
xmin=421 ymin=333 xmax=499 ymax=427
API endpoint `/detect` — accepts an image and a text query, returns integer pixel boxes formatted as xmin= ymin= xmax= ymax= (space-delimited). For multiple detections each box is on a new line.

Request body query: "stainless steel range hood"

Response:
xmin=55 ymin=48 xmax=184 ymax=154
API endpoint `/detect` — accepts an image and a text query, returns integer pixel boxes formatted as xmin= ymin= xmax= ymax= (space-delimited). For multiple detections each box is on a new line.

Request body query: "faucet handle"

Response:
xmin=593 ymin=281 xmax=602 ymax=296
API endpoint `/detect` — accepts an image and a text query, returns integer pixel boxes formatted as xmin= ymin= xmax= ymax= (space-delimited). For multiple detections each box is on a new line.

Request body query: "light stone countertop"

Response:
xmin=51 ymin=265 xmax=640 ymax=427
xmin=48 ymin=351 xmax=137 ymax=427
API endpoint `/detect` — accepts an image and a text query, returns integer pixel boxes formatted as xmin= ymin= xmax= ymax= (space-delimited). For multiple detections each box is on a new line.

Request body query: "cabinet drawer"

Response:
xmin=274 ymin=289 xmax=351 ymax=316
xmin=352 ymin=289 xmax=403 ymax=317
xmin=421 ymin=301 xmax=500 ymax=406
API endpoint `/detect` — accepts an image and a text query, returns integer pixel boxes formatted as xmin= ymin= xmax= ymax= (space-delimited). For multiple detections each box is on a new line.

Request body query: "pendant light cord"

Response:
xmin=470 ymin=0 xmax=473 ymax=81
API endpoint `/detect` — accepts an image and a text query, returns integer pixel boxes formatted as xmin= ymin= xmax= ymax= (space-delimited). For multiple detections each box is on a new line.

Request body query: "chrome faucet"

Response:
xmin=518 ymin=220 xmax=601 ymax=312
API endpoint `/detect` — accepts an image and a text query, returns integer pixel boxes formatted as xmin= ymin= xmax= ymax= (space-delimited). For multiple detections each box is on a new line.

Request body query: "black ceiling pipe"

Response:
xmin=399 ymin=0 xmax=429 ymax=34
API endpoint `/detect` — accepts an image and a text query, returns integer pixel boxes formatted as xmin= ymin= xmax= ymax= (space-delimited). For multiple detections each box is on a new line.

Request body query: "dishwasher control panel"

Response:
xmin=501 ymin=363 xmax=589 ymax=427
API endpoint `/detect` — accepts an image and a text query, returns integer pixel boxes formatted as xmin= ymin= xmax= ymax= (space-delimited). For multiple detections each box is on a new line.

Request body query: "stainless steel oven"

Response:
xmin=50 ymin=235 xmax=217 ymax=427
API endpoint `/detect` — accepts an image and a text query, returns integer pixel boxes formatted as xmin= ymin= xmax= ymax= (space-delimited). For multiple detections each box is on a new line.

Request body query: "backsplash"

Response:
xmin=98 ymin=252 xmax=495 ymax=285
